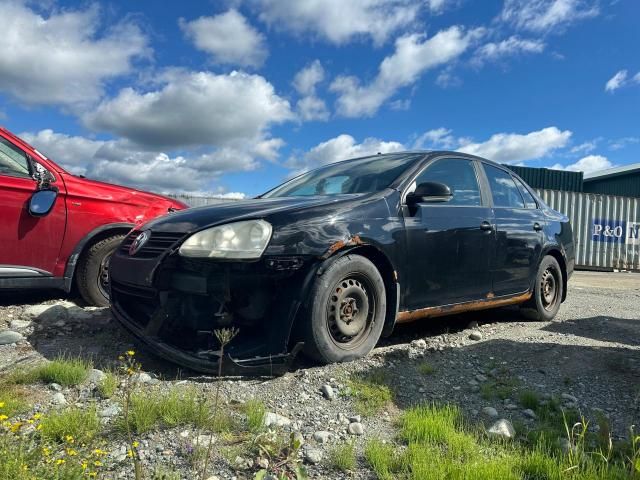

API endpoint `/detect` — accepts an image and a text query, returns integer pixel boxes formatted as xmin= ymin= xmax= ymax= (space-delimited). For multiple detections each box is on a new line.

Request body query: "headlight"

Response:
xmin=178 ymin=220 xmax=272 ymax=259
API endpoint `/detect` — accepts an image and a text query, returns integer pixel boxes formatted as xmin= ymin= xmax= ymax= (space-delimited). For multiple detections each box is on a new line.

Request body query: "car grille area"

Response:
xmin=119 ymin=231 xmax=185 ymax=259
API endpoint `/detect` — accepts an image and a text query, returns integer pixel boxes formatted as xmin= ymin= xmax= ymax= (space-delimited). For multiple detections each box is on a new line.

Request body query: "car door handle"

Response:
xmin=480 ymin=221 xmax=494 ymax=231
xmin=533 ymin=222 xmax=543 ymax=231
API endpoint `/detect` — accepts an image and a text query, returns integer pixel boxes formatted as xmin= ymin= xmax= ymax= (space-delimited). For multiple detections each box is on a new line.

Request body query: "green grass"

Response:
xmin=480 ymin=376 xmax=520 ymax=401
xmin=0 ymin=383 xmax=30 ymax=417
xmin=519 ymin=389 xmax=541 ymax=410
xmin=242 ymin=399 xmax=266 ymax=432
xmin=348 ymin=372 xmax=393 ymax=417
xmin=119 ymin=386 xmax=212 ymax=434
xmin=364 ymin=403 xmax=634 ymax=480
xmin=417 ymin=362 xmax=436 ymax=375
xmin=328 ymin=441 xmax=356 ymax=472
xmin=10 ymin=357 xmax=92 ymax=387
xmin=97 ymin=371 xmax=118 ymax=399
xmin=39 ymin=405 xmax=100 ymax=444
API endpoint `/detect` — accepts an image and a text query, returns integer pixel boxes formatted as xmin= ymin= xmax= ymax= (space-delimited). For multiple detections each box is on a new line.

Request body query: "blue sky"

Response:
xmin=0 ymin=0 xmax=638 ymax=197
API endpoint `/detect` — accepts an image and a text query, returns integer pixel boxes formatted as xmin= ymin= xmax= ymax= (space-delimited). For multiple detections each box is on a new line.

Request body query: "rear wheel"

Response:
xmin=76 ymin=234 xmax=125 ymax=307
xmin=303 ymin=254 xmax=386 ymax=364
xmin=521 ymin=255 xmax=564 ymax=321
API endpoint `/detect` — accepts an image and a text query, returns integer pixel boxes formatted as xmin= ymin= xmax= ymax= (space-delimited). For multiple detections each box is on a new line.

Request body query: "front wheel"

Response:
xmin=76 ymin=234 xmax=125 ymax=307
xmin=303 ymin=254 xmax=386 ymax=364
xmin=521 ymin=255 xmax=564 ymax=322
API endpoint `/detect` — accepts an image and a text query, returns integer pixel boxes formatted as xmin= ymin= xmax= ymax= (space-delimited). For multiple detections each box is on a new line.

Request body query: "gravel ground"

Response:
xmin=0 ymin=271 xmax=639 ymax=479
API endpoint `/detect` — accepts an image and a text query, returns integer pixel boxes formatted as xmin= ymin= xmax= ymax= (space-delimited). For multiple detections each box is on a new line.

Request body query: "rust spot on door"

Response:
xmin=396 ymin=291 xmax=532 ymax=324
xmin=321 ymin=235 xmax=365 ymax=259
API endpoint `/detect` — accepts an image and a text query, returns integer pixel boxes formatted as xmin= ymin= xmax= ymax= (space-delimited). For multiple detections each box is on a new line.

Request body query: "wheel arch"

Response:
xmin=63 ymin=223 xmax=133 ymax=291
xmin=542 ymin=247 xmax=568 ymax=302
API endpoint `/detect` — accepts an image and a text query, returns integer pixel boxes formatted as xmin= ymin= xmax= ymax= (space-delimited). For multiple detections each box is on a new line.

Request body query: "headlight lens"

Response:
xmin=179 ymin=220 xmax=272 ymax=259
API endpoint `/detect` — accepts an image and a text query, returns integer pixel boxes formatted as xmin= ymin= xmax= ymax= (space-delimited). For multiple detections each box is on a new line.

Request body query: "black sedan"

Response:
xmin=110 ymin=152 xmax=575 ymax=374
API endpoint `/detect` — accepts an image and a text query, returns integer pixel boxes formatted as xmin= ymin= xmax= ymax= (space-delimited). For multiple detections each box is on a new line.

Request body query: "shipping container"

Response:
xmin=536 ymin=189 xmax=640 ymax=271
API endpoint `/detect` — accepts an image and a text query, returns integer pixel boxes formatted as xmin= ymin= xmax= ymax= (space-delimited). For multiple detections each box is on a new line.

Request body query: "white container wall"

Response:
xmin=536 ymin=189 xmax=640 ymax=271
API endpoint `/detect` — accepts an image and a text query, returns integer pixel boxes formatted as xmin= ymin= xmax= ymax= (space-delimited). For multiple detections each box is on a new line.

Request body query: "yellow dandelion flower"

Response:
xmin=10 ymin=421 xmax=23 ymax=433
xmin=127 ymin=450 xmax=133 ymax=458
xmin=0 ymin=401 xmax=5 ymax=408
xmin=81 ymin=461 xmax=88 ymax=470
xmin=42 ymin=447 xmax=51 ymax=456
xmin=94 ymin=460 xmax=103 ymax=467
xmin=65 ymin=435 xmax=74 ymax=443
xmin=33 ymin=413 xmax=42 ymax=420
xmin=92 ymin=448 xmax=107 ymax=456
xmin=89 ymin=472 xmax=97 ymax=478
xmin=67 ymin=448 xmax=78 ymax=456
xmin=126 ymin=350 xmax=135 ymax=356
xmin=55 ymin=459 xmax=65 ymax=465
xmin=0 ymin=415 xmax=8 ymax=422
xmin=36 ymin=424 xmax=43 ymax=431
xmin=21 ymin=464 xmax=28 ymax=471
xmin=132 ymin=441 xmax=139 ymax=448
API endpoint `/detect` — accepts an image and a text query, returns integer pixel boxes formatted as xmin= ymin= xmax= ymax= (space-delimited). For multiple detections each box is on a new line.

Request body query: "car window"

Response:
xmin=0 ymin=137 xmax=30 ymax=178
xmin=412 ymin=158 xmax=481 ymax=206
xmin=484 ymin=164 xmax=525 ymax=208
xmin=514 ymin=177 xmax=538 ymax=209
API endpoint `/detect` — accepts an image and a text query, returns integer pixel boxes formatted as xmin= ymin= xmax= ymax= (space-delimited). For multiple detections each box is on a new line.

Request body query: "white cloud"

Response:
xmin=292 ymin=61 xmax=329 ymax=121
xmin=457 ymin=127 xmax=572 ymax=162
xmin=609 ymin=136 xmax=639 ymax=151
xmin=20 ymin=129 xmax=267 ymax=193
xmin=426 ymin=0 xmax=452 ymax=14
xmin=331 ymin=26 xmax=484 ymax=117
xmin=254 ymin=0 xmax=420 ymax=45
xmin=84 ymin=70 xmax=293 ymax=150
xmin=435 ymin=68 xmax=462 ymax=88
xmin=550 ymin=155 xmax=613 ymax=174
xmin=413 ymin=128 xmax=457 ymax=149
xmin=289 ymin=134 xmax=404 ymax=171
xmin=499 ymin=0 xmax=598 ymax=33
xmin=180 ymin=9 xmax=267 ymax=68
xmin=0 ymin=1 xmax=148 ymax=106
xmin=605 ymin=70 xmax=628 ymax=92
xmin=570 ymin=140 xmax=597 ymax=154
xmin=473 ymin=36 xmax=545 ymax=65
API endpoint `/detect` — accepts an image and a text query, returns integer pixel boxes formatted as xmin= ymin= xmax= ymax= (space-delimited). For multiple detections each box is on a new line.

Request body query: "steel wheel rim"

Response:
xmin=540 ymin=266 xmax=559 ymax=311
xmin=98 ymin=251 xmax=114 ymax=300
xmin=325 ymin=274 xmax=376 ymax=350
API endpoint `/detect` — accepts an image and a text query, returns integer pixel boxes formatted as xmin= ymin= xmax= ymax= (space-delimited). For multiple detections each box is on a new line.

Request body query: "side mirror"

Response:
xmin=406 ymin=181 xmax=453 ymax=205
xmin=28 ymin=189 xmax=58 ymax=217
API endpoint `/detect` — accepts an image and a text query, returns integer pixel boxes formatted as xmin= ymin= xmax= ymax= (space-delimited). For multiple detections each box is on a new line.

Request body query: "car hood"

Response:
xmin=141 ymin=195 xmax=362 ymax=233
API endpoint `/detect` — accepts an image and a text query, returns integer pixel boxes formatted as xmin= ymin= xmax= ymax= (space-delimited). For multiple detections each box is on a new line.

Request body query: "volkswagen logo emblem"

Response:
xmin=129 ymin=230 xmax=150 ymax=256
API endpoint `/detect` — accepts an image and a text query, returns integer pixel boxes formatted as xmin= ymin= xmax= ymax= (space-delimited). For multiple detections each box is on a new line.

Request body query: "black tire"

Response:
xmin=520 ymin=255 xmax=564 ymax=322
xmin=303 ymin=254 xmax=386 ymax=364
xmin=76 ymin=234 xmax=125 ymax=307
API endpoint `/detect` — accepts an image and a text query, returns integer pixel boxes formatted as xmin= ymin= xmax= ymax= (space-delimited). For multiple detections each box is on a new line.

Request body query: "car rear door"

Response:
xmin=0 ymin=135 xmax=66 ymax=276
xmin=480 ymin=163 xmax=544 ymax=296
xmin=402 ymin=157 xmax=495 ymax=310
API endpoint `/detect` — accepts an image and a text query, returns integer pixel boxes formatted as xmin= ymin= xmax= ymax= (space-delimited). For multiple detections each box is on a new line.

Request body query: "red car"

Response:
xmin=0 ymin=127 xmax=187 ymax=306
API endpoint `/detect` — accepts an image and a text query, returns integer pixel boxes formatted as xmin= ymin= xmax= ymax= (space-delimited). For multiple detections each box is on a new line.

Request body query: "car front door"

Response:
xmin=480 ymin=163 xmax=544 ymax=296
xmin=0 ymin=135 xmax=66 ymax=277
xmin=402 ymin=157 xmax=495 ymax=310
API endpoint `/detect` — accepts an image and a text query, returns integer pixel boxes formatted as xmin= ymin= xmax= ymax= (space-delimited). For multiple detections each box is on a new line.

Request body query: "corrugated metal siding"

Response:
xmin=507 ymin=165 xmax=583 ymax=192
xmin=583 ymin=172 xmax=640 ymax=198
xmin=168 ymin=194 xmax=242 ymax=207
xmin=536 ymin=189 xmax=640 ymax=271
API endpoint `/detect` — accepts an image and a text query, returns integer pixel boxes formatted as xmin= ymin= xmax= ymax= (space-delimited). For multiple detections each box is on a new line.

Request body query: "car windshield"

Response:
xmin=262 ymin=153 xmax=422 ymax=198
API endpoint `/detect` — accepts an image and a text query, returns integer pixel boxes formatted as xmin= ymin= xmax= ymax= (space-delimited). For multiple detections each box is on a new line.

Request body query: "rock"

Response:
xmin=561 ymin=393 xmax=578 ymax=404
xmin=522 ymin=409 xmax=538 ymax=420
xmin=321 ymin=384 xmax=336 ymax=400
xmin=482 ymin=407 xmax=499 ymax=418
xmin=67 ymin=307 xmax=92 ymax=322
xmin=313 ymin=431 xmax=332 ymax=444
xmin=348 ymin=422 xmax=364 ymax=435
xmin=475 ymin=374 xmax=488 ymax=382
xmin=256 ymin=457 xmax=269 ymax=469
xmin=469 ymin=331 xmax=483 ymax=341
xmin=303 ymin=447 xmax=323 ymax=464
xmin=0 ymin=330 xmax=24 ymax=345
xmin=293 ymin=431 xmax=305 ymax=447
xmin=505 ymin=404 xmax=519 ymax=410
xmin=134 ymin=372 xmax=153 ymax=384
xmin=99 ymin=404 xmax=121 ymax=417
xmin=196 ymin=435 xmax=215 ymax=447
xmin=233 ymin=456 xmax=252 ymax=470
xmin=49 ymin=383 xmax=62 ymax=392
xmin=263 ymin=412 xmax=291 ymax=428
xmin=348 ymin=415 xmax=361 ymax=423
xmin=411 ymin=339 xmax=427 ymax=349
xmin=205 ymin=477 xmax=221 ymax=480
xmin=9 ymin=320 xmax=32 ymax=330
xmin=86 ymin=369 xmax=106 ymax=384
xmin=25 ymin=304 xmax=68 ymax=323
xmin=52 ymin=392 xmax=67 ymax=405
xmin=487 ymin=419 xmax=516 ymax=440
xmin=467 ymin=320 xmax=479 ymax=329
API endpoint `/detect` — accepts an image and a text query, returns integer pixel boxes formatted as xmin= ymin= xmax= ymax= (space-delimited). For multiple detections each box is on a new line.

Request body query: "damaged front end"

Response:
xmin=110 ymin=231 xmax=318 ymax=376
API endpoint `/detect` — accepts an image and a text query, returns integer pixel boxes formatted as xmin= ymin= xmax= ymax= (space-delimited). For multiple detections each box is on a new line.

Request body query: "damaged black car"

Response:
xmin=109 ymin=152 xmax=575 ymax=374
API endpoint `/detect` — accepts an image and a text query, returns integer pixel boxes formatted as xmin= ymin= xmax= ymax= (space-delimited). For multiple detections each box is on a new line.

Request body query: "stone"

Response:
xmin=256 ymin=457 xmax=269 ymax=469
xmin=469 ymin=331 xmax=483 ymax=341
xmin=293 ymin=431 xmax=305 ymax=447
xmin=25 ymin=304 xmax=68 ymax=323
xmin=52 ymin=392 xmax=67 ymax=405
xmin=482 ymin=407 xmax=499 ymax=418
xmin=99 ymin=404 xmax=121 ymax=417
xmin=134 ymin=372 xmax=153 ymax=384
xmin=349 ymin=415 xmax=362 ymax=423
xmin=9 ymin=320 xmax=32 ymax=330
xmin=348 ymin=422 xmax=364 ymax=435
xmin=86 ymin=369 xmax=106 ymax=384
xmin=0 ymin=331 xmax=24 ymax=345
xmin=488 ymin=419 xmax=515 ymax=440
xmin=475 ymin=374 xmax=488 ymax=382
xmin=313 ymin=431 xmax=332 ymax=444
xmin=467 ymin=320 xmax=479 ymax=329
xmin=321 ymin=384 xmax=336 ymax=400
xmin=49 ymin=383 xmax=62 ymax=391
xmin=263 ymin=412 xmax=291 ymax=428
xmin=522 ymin=409 xmax=538 ymax=420
xmin=411 ymin=339 xmax=427 ymax=349
xmin=233 ymin=456 xmax=252 ymax=470
xmin=561 ymin=393 xmax=578 ymax=404
xmin=196 ymin=435 xmax=215 ymax=447
xmin=304 ymin=447 xmax=323 ymax=464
